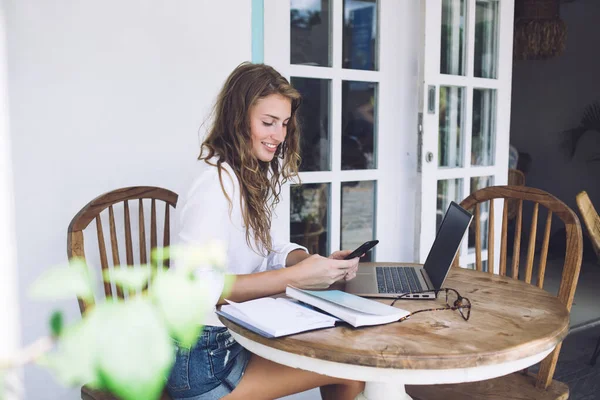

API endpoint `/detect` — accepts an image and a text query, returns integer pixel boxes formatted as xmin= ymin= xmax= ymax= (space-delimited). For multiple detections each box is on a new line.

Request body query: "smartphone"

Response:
xmin=344 ymin=240 xmax=379 ymax=260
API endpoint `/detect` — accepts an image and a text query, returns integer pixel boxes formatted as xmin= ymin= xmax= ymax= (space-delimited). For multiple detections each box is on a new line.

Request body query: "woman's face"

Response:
xmin=249 ymin=93 xmax=291 ymax=162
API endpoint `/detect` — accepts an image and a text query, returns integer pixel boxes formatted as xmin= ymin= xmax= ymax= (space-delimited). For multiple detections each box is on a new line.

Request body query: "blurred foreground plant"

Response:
xmin=0 ymin=241 xmax=232 ymax=400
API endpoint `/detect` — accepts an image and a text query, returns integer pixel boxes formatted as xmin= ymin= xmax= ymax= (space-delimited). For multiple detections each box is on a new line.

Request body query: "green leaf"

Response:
xmin=152 ymin=272 xmax=213 ymax=348
xmin=151 ymin=247 xmax=169 ymax=265
xmin=38 ymin=309 xmax=101 ymax=387
xmin=103 ymin=265 xmax=152 ymax=293
xmin=222 ymin=275 xmax=236 ymax=299
xmin=29 ymin=258 xmax=94 ymax=303
xmin=49 ymin=311 xmax=64 ymax=338
xmin=94 ymin=299 xmax=173 ymax=400
xmin=40 ymin=299 xmax=174 ymax=400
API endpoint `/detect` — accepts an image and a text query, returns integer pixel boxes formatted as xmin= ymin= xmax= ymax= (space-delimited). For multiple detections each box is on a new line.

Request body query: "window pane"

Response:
xmin=290 ymin=183 xmax=330 ymax=256
xmin=472 ymin=89 xmax=496 ymax=166
xmin=439 ymin=86 xmax=464 ymax=168
xmin=441 ymin=0 xmax=467 ymax=76
xmin=341 ymin=181 xmax=376 ymax=261
xmin=342 ymin=81 xmax=377 ymax=170
xmin=291 ymin=77 xmax=331 ymax=172
xmin=468 ymin=176 xmax=494 ymax=253
xmin=291 ymin=0 xmax=331 ymax=66
xmin=437 ymin=179 xmax=463 ymax=231
xmin=474 ymin=0 xmax=499 ymax=78
xmin=470 ymin=175 xmax=493 ymax=192
xmin=343 ymin=0 xmax=378 ymax=71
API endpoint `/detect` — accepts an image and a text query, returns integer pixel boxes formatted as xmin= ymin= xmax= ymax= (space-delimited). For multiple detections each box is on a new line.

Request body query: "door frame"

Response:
xmin=415 ymin=0 xmax=515 ymax=270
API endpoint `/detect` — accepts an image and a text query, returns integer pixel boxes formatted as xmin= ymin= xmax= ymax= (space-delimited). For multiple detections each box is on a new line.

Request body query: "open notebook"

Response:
xmin=217 ymin=297 xmax=338 ymax=338
xmin=217 ymin=287 xmax=410 ymax=338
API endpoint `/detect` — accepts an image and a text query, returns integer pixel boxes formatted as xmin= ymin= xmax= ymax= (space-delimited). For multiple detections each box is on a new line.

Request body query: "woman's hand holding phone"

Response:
xmin=328 ymin=250 xmax=359 ymax=281
xmin=290 ymin=254 xmax=358 ymax=288
xmin=343 ymin=240 xmax=379 ymax=260
xmin=328 ymin=240 xmax=378 ymax=281
xmin=289 ymin=241 xmax=378 ymax=288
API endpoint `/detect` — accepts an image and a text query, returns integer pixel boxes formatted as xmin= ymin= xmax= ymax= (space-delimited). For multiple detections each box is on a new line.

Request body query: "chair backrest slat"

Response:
xmin=95 ymin=215 xmax=113 ymax=299
xmin=511 ymin=199 xmax=523 ymax=279
xmin=474 ymin=204 xmax=482 ymax=271
xmin=487 ymin=199 xmax=495 ymax=274
xmin=151 ymin=198 xmax=158 ymax=252
xmin=537 ymin=211 xmax=553 ymax=289
xmin=108 ymin=205 xmax=124 ymax=299
xmin=67 ymin=186 xmax=178 ymax=313
xmin=108 ymin=206 xmax=121 ymax=266
xmin=459 ymin=185 xmax=582 ymax=390
xmin=124 ymin=200 xmax=134 ymax=266
xmin=139 ymin=199 xmax=147 ymax=265
xmin=524 ymin=203 xmax=539 ymax=284
xmin=163 ymin=205 xmax=171 ymax=268
xmin=499 ymin=200 xmax=508 ymax=276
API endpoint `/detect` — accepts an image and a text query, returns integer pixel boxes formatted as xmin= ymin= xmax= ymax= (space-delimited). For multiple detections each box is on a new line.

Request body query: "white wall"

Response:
xmin=6 ymin=0 xmax=423 ymax=398
xmin=5 ymin=1 xmax=251 ymax=398
xmin=510 ymin=0 xmax=600 ymax=232
xmin=0 ymin=1 xmax=22 ymax=398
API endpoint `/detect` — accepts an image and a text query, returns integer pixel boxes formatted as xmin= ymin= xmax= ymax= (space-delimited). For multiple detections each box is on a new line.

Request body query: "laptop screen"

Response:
xmin=423 ymin=202 xmax=473 ymax=289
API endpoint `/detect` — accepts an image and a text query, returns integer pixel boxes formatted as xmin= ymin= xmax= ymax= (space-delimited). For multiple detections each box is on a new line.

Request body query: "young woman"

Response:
xmin=167 ymin=62 xmax=365 ymax=400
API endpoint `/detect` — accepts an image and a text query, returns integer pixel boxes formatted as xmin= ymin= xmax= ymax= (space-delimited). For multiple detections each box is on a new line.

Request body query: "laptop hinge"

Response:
xmin=420 ymin=268 xmax=434 ymax=290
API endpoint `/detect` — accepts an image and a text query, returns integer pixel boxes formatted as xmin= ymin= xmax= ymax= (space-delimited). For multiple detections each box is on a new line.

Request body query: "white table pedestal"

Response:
xmin=356 ymin=382 xmax=413 ymax=400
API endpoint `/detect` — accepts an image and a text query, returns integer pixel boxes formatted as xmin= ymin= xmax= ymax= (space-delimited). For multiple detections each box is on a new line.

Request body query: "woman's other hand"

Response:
xmin=288 ymin=254 xmax=358 ymax=289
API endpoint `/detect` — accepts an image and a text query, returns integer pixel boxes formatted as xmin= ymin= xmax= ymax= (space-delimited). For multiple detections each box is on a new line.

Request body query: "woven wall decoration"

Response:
xmin=514 ymin=0 xmax=567 ymax=60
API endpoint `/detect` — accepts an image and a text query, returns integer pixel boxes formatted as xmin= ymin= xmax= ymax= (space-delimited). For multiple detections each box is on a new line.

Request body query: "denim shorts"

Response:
xmin=166 ymin=326 xmax=251 ymax=399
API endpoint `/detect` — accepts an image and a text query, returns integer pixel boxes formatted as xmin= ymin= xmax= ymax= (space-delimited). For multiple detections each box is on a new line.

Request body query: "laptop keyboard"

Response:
xmin=375 ymin=266 xmax=425 ymax=294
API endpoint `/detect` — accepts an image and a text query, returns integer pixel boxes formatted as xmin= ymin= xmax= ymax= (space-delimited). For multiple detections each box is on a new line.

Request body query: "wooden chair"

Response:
xmin=407 ymin=185 xmax=583 ymax=400
xmin=576 ymin=191 xmax=600 ymax=365
xmin=67 ymin=186 xmax=178 ymax=400
xmin=576 ymin=191 xmax=600 ymax=264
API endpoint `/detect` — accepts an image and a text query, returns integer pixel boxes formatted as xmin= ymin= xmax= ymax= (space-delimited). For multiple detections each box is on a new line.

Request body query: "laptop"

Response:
xmin=345 ymin=201 xmax=473 ymax=299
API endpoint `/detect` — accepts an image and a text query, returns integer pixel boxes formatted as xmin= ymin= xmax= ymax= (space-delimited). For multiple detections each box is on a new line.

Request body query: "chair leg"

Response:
xmin=591 ymin=334 xmax=600 ymax=366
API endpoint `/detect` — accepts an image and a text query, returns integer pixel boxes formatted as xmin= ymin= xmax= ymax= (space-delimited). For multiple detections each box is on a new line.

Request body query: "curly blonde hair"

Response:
xmin=200 ymin=62 xmax=302 ymax=254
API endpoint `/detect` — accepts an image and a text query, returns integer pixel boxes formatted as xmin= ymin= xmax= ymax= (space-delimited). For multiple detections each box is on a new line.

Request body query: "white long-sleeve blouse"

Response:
xmin=174 ymin=159 xmax=307 ymax=326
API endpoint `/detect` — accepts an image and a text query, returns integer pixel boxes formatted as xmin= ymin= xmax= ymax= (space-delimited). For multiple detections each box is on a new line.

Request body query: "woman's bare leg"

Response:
xmin=223 ymin=353 xmax=364 ymax=400
xmin=320 ymin=382 xmax=366 ymax=400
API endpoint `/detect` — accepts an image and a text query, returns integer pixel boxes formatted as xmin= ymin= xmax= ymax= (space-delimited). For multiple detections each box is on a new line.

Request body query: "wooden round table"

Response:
xmin=219 ymin=264 xmax=569 ymax=400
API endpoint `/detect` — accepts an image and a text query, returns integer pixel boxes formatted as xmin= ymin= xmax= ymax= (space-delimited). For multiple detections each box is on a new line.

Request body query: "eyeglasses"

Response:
xmin=391 ymin=288 xmax=471 ymax=322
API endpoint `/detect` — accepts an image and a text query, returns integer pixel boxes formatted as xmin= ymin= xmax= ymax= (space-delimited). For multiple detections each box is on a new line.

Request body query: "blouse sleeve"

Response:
xmin=176 ymin=167 xmax=236 ymax=308
xmin=262 ymin=220 xmax=308 ymax=271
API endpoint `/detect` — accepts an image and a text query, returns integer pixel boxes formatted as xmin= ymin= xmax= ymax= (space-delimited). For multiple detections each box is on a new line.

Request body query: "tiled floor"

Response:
xmin=545 ymin=256 xmax=600 ymax=399
xmin=531 ymin=323 xmax=600 ymax=400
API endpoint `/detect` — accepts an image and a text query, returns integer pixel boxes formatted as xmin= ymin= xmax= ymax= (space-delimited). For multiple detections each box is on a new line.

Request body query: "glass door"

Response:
xmin=265 ymin=0 xmax=405 ymax=260
xmin=416 ymin=0 xmax=514 ymax=271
